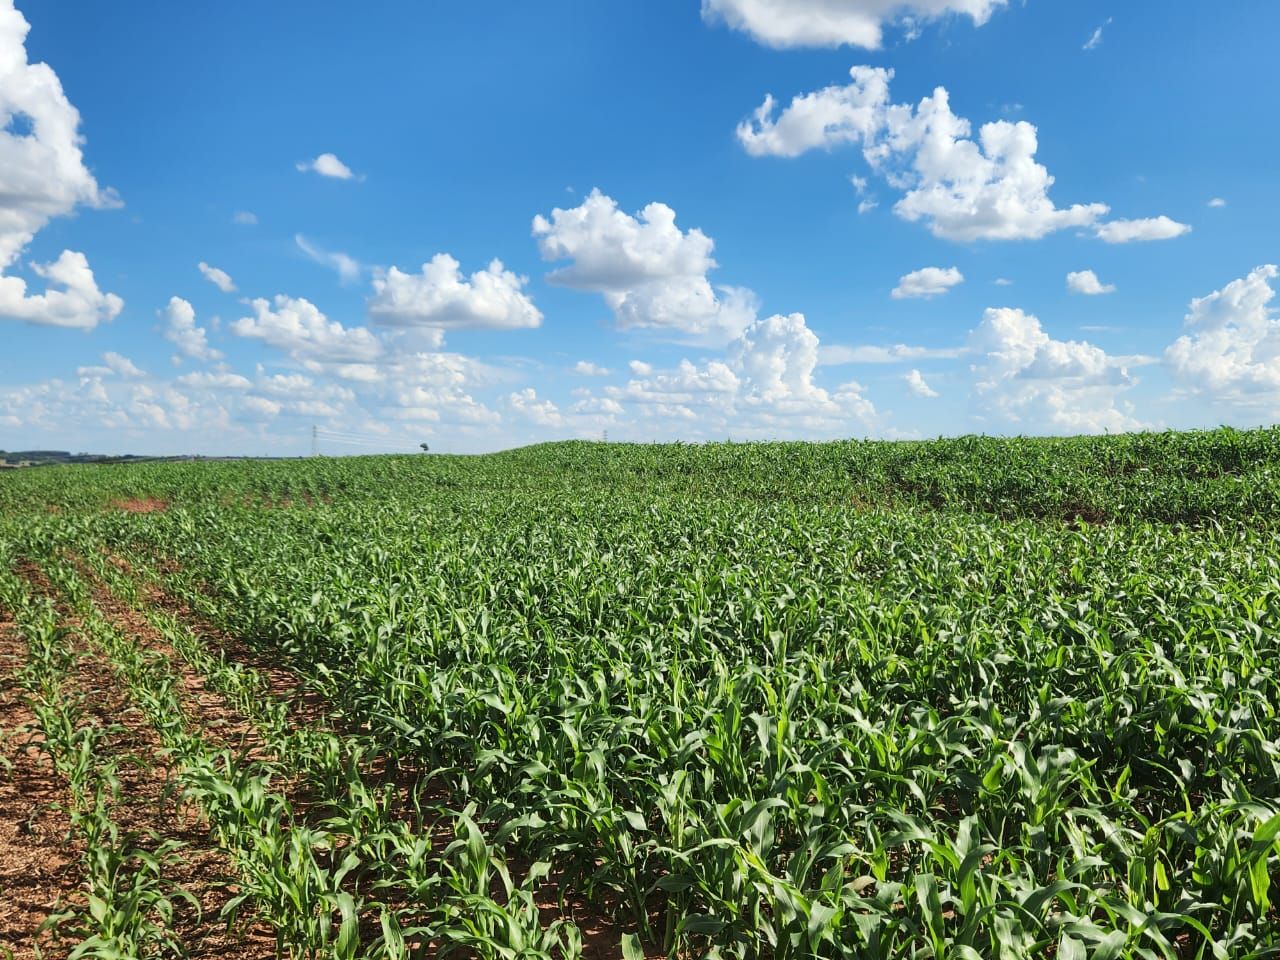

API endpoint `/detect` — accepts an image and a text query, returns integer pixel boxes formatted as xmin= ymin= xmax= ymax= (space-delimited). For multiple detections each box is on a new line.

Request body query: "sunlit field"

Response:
xmin=4 ymin=429 xmax=1280 ymax=958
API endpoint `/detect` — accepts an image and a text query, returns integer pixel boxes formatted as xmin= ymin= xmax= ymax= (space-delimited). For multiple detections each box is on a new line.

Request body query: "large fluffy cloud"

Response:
xmin=231 ymin=295 xmax=384 ymax=364
xmin=533 ymin=190 xmax=756 ymax=343
xmin=369 ymin=254 xmax=542 ymax=330
xmin=968 ymin=307 xmax=1143 ymax=433
xmin=0 ymin=0 xmax=121 ymax=328
xmin=701 ymin=0 xmax=1007 ymax=49
xmin=738 ymin=66 xmax=1188 ymax=244
xmin=0 ymin=250 xmax=122 ymax=329
xmin=738 ymin=65 xmax=893 ymax=158
xmin=592 ymin=312 xmax=876 ymax=435
xmin=1164 ymin=265 xmax=1280 ymax=399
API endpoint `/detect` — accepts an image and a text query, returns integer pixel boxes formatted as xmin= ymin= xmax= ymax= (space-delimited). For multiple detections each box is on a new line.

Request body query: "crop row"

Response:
xmin=4 ymin=530 xmax=606 ymax=958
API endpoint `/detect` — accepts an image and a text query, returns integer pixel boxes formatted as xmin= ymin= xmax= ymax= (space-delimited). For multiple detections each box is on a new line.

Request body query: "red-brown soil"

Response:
xmin=112 ymin=498 xmax=168 ymax=514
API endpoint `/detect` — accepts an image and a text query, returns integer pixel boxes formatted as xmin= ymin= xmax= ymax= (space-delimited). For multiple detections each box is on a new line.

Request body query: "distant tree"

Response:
xmin=420 ymin=443 xmax=430 ymax=453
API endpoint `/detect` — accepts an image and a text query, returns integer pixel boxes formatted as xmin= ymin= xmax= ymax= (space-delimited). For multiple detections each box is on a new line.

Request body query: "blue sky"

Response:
xmin=1 ymin=0 xmax=1277 ymax=455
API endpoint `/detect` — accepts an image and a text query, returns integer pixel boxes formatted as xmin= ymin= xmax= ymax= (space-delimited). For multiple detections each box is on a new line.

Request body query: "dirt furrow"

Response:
xmin=0 ymin=615 xmax=83 ymax=960
xmin=8 ymin=564 xmax=278 ymax=959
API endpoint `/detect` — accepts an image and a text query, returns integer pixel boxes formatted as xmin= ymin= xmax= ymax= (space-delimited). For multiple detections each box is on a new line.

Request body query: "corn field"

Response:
xmin=3 ymin=428 xmax=1280 ymax=958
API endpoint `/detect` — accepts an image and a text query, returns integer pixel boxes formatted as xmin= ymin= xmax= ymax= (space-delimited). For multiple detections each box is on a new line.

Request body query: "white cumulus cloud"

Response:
xmin=534 ymin=189 xmax=756 ymax=344
xmin=231 ymin=295 xmax=383 ymax=364
xmin=507 ymin=387 xmax=565 ymax=427
xmin=239 ymin=394 xmax=282 ymax=420
xmin=77 ymin=351 xmax=145 ymax=379
xmin=904 ymin=368 xmax=939 ymax=397
xmin=0 ymin=250 xmax=122 ymax=330
xmin=161 ymin=296 xmax=222 ymax=362
xmin=599 ymin=312 xmax=877 ymax=436
xmin=1095 ymin=216 xmax=1191 ymax=244
xmin=738 ymin=66 xmax=1183 ymax=244
xmin=1066 ymin=270 xmax=1116 ymax=295
xmin=0 ymin=3 xmax=122 ymax=328
xmin=738 ymin=65 xmax=893 ymax=158
xmin=368 ymin=254 xmax=542 ymax=330
xmin=701 ymin=0 xmax=1008 ymax=49
xmin=198 ymin=261 xmax=236 ymax=293
xmin=574 ymin=361 xmax=610 ymax=376
xmin=1165 ymin=265 xmax=1280 ymax=399
xmin=892 ymin=266 xmax=964 ymax=299
xmin=296 ymin=152 xmax=358 ymax=180
xmin=968 ymin=306 xmax=1143 ymax=433
xmin=103 ymin=351 xmax=145 ymax=379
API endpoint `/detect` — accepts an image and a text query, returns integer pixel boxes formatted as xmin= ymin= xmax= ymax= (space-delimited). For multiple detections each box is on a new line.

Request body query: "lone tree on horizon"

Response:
xmin=420 ymin=443 xmax=429 ymax=453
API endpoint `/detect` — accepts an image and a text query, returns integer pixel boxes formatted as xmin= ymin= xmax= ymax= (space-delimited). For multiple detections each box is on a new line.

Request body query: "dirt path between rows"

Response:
xmin=5 ymin=563 xmax=278 ymax=960
xmin=0 ymin=615 xmax=84 ymax=960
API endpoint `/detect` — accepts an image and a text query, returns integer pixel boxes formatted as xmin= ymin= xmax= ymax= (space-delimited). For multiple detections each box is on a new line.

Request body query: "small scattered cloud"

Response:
xmin=1083 ymin=17 xmax=1112 ymax=51
xmin=176 ymin=371 xmax=251 ymax=390
xmin=161 ymin=296 xmax=222 ymax=362
xmin=1208 ymin=197 xmax=1227 ymax=209
xmin=573 ymin=361 xmax=611 ymax=376
xmin=904 ymin=368 xmax=939 ymax=398
xmin=77 ymin=351 xmax=146 ymax=380
xmin=296 ymin=152 xmax=360 ymax=180
xmin=232 ymin=210 xmax=258 ymax=225
xmin=892 ymin=266 xmax=964 ymax=300
xmin=104 ymin=352 xmax=145 ymax=379
xmin=295 ymin=235 xmax=361 ymax=283
xmin=1095 ymin=216 xmax=1192 ymax=244
xmin=507 ymin=387 xmax=565 ymax=428
xmin=198 ymin=261 xmax=236 ymax=293
xmin=1066 ymin=269 xmax=1116 ymax=295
